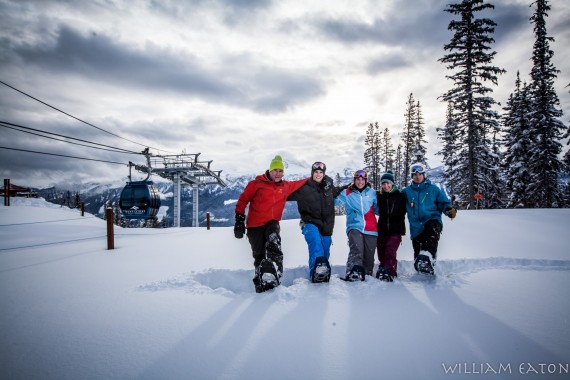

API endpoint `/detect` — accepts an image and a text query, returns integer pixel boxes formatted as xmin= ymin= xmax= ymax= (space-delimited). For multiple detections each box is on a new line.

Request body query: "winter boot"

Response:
xmin=344 ymin=265 xmax=365 ymax=282
xmin=254 ymin=259 xmax=281 ymax=293
xmin=311 ymin=256 xmax=331 ymax=283
xmin=265 ymin=232 xmax=284 ymax=275
xmin=375 ymin=266 xmax=393 ymax=282
xmin=414 ymin=252 xmax=435 ymax=275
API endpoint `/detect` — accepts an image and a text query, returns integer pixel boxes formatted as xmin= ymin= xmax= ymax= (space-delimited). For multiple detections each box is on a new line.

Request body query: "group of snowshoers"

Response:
xmin=234 ymin=155 xmax=457 ymax=293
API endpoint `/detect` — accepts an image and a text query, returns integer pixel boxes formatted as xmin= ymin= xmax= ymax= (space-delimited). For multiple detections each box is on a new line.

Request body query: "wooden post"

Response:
xmin=4 ymin=179 xmax=9 ymax=206
xmin=106 ymin=207 xmax=114 ymax=250
xmin=81 ymin=202 xmax=85 ymax=216
xmin=206 ymin=212 xmax=211 ymax=230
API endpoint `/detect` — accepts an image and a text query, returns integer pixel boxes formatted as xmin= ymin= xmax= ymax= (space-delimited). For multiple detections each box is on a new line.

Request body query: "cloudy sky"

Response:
xmin=1 ymin=0 xmax=569 ymax=188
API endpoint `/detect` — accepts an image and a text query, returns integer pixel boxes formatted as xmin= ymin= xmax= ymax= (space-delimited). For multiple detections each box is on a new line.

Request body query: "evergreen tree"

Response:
xmin=563 ymin=149 xmax=570 ymax=207
xmin=73 ymin=193 xmax=81 ymax=209
xmin=334 ymin=172 xmax=343 ymax=187
xmin=112 ymin=202 xmax=122 ymax=227
xmin=562 ymin=84 xmax=570 ymax=207
xmin=401 ymin=93 xmax=417 ymax=186
xmin=437 ymin=102 xmax=460 ymax=201
xmin=439 ymin=0 xmax=505 ymax=209
xmin=485 ymin=130 xmax=505 ymax=208
xmin=502 ymin=73 xmax=533 ymax=207
xmin=381 ymin=128 xmax=395 ymax=173
xmin=413 ymin=100 xmax=428 ymax=165
xmin=334 ymin=173 xmax=346 ymax=215
xmin=65 ymin=191 xmax=72 ymax=208
xmin=364 ymin=122 xmax=382 ymax=189
xmin=525 ymin=0 xmax=566 ymax=207
xmin=395 ymin=144 xmax=405 ymax=189
xmin=103 ymin=201 xmax=111 ymax=220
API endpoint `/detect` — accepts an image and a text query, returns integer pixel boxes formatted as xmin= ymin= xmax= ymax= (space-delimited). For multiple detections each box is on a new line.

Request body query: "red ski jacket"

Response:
xmin=235 ymin=171 xmax=308 ymax=228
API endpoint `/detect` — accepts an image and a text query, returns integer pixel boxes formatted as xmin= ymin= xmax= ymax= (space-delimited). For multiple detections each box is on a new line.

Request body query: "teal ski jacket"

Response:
xmin=402 ymin=178 xmax=452 ymax=239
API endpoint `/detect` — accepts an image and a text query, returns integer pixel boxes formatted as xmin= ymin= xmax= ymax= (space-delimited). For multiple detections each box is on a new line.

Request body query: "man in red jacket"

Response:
xmin=234 ymin=155 xmax=308 ymax=292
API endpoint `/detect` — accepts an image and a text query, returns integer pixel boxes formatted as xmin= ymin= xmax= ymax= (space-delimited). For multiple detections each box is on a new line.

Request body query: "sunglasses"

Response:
xmin=353 ymin=170 xmax=368 ymax=179
xmin=312 ymin=162 xmax=326 ymax=171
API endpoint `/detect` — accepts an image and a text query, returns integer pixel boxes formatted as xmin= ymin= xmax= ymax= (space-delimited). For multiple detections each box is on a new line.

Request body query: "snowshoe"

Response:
xmin=342 ymin=265 xmax=365 ymax=282
xmin=414 ymin=253 xmax=435 ymax=276
xmin=375 ymin=266 xmax=393 ymax=282
xmin=254 ymin=259 xmax=281 ymax=293
xmin=311 ymin=256 xmax=331 ymax=283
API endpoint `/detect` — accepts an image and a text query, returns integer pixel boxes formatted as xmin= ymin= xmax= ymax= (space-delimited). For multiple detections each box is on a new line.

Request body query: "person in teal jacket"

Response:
xmin=335 ymin=169 xmax=379 ymax=280
xmin=402 ymin=162 xmax=457 ymax=274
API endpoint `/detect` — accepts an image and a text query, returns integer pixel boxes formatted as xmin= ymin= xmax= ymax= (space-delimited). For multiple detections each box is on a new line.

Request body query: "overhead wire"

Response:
xmin=0 ymin=79 xmax=177 ymax=155
xmin=0 ymin=146 xmax=126 ymax=165
xmin=0 ymin=120 xmax=141 ymax=155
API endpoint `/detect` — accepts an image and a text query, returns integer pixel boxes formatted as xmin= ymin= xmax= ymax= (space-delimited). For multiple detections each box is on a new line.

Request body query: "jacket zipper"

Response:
xmin=385 ymin=197 xmax=390 ymax=231
xmin=360 ymin=192 xmax=365 ymax=229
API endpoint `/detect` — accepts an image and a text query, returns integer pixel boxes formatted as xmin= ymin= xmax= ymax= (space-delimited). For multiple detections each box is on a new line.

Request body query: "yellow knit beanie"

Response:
xmin=269 ymin=155 xmax=284 ymax=171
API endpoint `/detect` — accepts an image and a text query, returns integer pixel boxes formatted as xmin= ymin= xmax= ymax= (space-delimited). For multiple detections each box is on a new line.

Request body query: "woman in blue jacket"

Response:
xmin=335 ymin=170 xmax=379 ymax=280
xmin=402 ymin=163 xmax=457 ymax=275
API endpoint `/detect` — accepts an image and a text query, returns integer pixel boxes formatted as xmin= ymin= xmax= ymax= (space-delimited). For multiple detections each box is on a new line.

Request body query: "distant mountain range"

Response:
xmin=32 ymin=167 xmax=446 ymax=227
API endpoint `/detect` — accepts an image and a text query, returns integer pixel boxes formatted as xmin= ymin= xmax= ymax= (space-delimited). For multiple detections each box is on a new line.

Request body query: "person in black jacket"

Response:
xmin=288 ymin=161 xmax=341 ymax=283
xmin=375 ymin=171 xmax=407 ymax=281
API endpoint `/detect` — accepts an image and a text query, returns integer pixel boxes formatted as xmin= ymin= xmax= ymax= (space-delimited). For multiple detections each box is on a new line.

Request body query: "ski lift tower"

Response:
xmin=146 ymin=153 xmax=226 ymax=227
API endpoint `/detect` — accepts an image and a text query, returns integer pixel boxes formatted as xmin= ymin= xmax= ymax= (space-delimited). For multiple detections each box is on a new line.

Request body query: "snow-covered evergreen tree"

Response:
xmin=413 ymin=100 xmax=428 ymax=165
xmin=112 ymin=201 xmax=127 ymax=227
xmin=502 ymin=73 xmax=533 ymax=207
xmin=439 ymin=0 xmax=505 ymax=209
xmin=437 ymin=102 xmax=460 ymax=202
xmin=334 ymin=173 xmax=346 ymax=215
xmin=563 ymin=149 xmax=570 ymax=207
xmin=525 ymin=0 xmax=566 ymax=207
xmin=485 ymin=130 xmax=505 ymax=208
xmin=381 ymin=128 xmax=395 ymax=173
xmin=73 ymin=193 xmax=81 ymax=209
xmin=401 ymin=93 xmax=418 ymax=187
xmin=394 ymin=144 xmax=405 ymax=189
xmin=364 ymin=122 xmax=382 ymax=189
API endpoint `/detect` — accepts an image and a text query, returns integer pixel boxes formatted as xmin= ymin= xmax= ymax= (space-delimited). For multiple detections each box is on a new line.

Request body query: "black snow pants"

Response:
xmin=246 ymin=220 xmax=283 ymax=273
xmin=412 ymin=219 xmax=443 ymax=260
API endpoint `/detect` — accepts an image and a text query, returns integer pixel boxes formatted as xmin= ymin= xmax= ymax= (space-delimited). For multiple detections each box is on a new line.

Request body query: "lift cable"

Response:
xmin=0 ymin=79 xmax=177 ymax=155
xmin=0 ymin=146 xmax=126 ymax=165
xmin=0 ymin=120 xmax=141 ymax=155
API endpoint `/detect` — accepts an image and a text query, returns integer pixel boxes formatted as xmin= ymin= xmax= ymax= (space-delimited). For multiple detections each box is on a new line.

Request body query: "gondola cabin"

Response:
xmin=119 ymin=181 xmax=161 ymax=219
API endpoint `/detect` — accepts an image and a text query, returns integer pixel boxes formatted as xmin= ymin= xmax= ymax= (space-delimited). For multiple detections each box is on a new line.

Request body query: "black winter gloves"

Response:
xmin=234 ymin=213 xmax=246 ymax=239
xmin=446 ymin=206 xmax=457 ymax=219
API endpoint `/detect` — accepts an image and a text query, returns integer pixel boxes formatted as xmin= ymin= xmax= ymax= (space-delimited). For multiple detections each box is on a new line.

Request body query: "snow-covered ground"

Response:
xmin=1 ymin=198 xmax=569 ymax=379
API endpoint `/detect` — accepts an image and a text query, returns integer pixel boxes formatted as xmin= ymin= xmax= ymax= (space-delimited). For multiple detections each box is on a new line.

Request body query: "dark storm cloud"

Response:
xmin=9 ymin=26 xmax=324 ymax=113
xmin=313 ymin=1 xmax=532 ymax=75
xmin=316 ymin=2 xmax=531 ymax=49
xmin=312 ymin=1 xmax=453 ymax=48
xmin=488 ymin=2 xmax=531 ymax=43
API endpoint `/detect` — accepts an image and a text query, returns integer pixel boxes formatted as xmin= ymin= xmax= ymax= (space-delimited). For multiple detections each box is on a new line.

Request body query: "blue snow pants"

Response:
xmin=302 ymin=223 xmax=332 ymax=277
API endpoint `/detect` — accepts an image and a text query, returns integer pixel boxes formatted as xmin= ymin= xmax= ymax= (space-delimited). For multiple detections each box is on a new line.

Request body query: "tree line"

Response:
xmin=363 ymin=0 xmax=569 ymax=209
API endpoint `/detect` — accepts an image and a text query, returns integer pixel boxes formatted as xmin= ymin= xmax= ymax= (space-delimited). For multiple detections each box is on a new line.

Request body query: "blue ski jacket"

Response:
xmin=402 ymin=178 xmax=452 ymax=239
xmin=335 ymin=184 xmax=379 ymax=236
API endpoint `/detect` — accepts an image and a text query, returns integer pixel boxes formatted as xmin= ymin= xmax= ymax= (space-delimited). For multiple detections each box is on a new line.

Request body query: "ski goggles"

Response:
xmin=410 ymin=163 xmax=426 ymax=174
xmin=353 ymin=170 xmax=368 ymax=179
xmin=312 ymin=162 xmax=326 ymax=171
